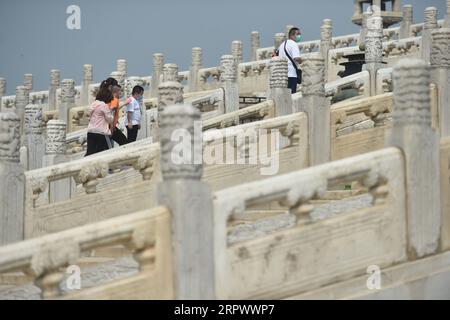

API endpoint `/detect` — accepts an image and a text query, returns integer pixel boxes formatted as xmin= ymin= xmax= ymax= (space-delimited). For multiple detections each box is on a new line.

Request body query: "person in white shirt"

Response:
xmin=278 ymin=27 xmax=303 ymax=93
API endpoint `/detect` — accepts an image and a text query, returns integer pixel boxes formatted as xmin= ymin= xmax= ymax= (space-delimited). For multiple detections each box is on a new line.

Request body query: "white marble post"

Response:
xmin=250 ymin=31 xmax=260 ymax=62
xmin=23 ymin=74 xmax=33 ymax=91
xmin=110 ymin=71 xmax=125 ymax=99
xmin=163 ymin=63 xmax=179 ymax=83
xmin=157 ymin=103 xmax=215 ymax=299
xmin=399 ymin=5 xmax=413 ymax=39
xmin=231 ymin=40 xmax=243 ymax=64
xmin=82 ymin=64 xmax=93 ymax=106
xmin=59 ymin=79 xmax=75 ymax=126
xmin=268 ymin=57 xmax=292 ymax=116
xmin=0 ymin=112 xmax=24 ymax=246
xmin=117 ymin=59 xmax=128 ymax=79
xmin=150 ymin=53 xmax=164 ymax=98
xmin=387 ymin=59 xmax=441 ymax=259
xmin=24 ymin=104 xmax=45 ymax=170
xmin=431 ymin=28 xmax=450 ymax=138
xmin=274 ymin=33 xmax=286 ymax=51
xmin=285 ymin=25 xmax=295 ymax=38
xmin=15 ymin=85 xmax=29 ymax=146
xmin=422 ymin=7 xmax=438 ymax=64
xmin=0 ymin=78 xmax=6 ymax=111
xmin=188 ymin=47 xmax=202 ymax=93
xmin=358 ymin=11 xmax=372 ymax=51
xmin=320 ymin=19 xmax=333 ymax=80
xmin=299 ymin=54 xmax=330 ymax=166
xmin=48 ymin=69 xmax=60 ymax=111
xmin=363 ymin=15 xmax=384 ymax=96
xmin=445 ymin=0 xmax=450 ymax=28
xmin=219 ymin=55 xmax=239 ymax=113
xmin=44 ymin=120 xmax=71 ymax=203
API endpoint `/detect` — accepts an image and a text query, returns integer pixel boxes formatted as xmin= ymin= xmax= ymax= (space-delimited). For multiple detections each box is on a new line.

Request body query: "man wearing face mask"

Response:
xmin=124 ymin=85 xmax=144 ymax=143
xmin=278 ymin=27 xmax=303 ymax=93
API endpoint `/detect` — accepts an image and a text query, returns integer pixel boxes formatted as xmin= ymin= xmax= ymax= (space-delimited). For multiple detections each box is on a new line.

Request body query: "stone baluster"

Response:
xmin=163 ymin=63 xmax=179 ymax=83
xmin=358 ymin=11 xmax=372 ymax=51
xmin=422 ymin=7 xmax=438 ymax=64
xmin=267 ymin=57 xmax=292 ymax=116
xmin=157 ymin=102 xmax=215 ymax=299
xmin=0 ymin=112 xmax=24 ymax=246
xmin=0 ymin=78 xmax=6 ymax=111
xmin=387 ymin=59 xmax=441 ymax=259
xmin=44 ymin=120 xmax=71 ymax=202
xmin=82 ymin=64 xmax=93 ymax=105
xmin=299 ymin=54 xmax=330 ymax=166
xmin=23 ymin=74 xmax=33 ymax=91
xmin=219 ymin=55 xmax=239 ymax=113
xmin=150 ymin=53 xmax=164 ymax=98
xmin=320 ymin=19 xmax=333 ymax=80
xmin=110 ymin=71 xmax=125 ymax=98
xmin=363 ymin=15 xmax=384 ymax=96
xmin=399 ymin=5 xmax=413 ymax=39
xmin=431 ymin=28 xmax=450 ymax=137
xmin=285 ymin=25 xmax=294 ymax=38
xmin=445 ymin=0 xmax=450 ymax=28
xmin=15 ymin=85 xmax=29 ymax=145
xmin=117 ymin=59 xmax=128 ymax=78
xmin=24 ymin=104 xmax=45 ymax=170
xmin=188 ymin=47 xmax=202 ymax=93
xmin=48 ymin=70 xmax=60 ymax=111
xmin=231 ymin=40 xmax=243 ymax=64
xmin=59 ymin=79 xmax=75 ymax=127
xmin=274 ymin=33 xmax=286 ymax=51
xmin=250 ymin=31 xmax=260 ymax=62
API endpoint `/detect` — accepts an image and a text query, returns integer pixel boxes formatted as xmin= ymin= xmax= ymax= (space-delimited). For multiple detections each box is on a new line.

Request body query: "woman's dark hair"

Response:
xmin=132 ymin=85 xmax=144 ymax=95
xmin=100 ymin=77 xmax=119 ymax=90
xmin=96 ymin=87 xmax=114 ymax=103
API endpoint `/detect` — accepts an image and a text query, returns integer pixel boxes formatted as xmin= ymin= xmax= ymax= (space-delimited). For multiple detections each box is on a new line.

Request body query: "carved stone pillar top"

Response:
xmin=269 ymin=57 xmax=288 ymax=89
xmin=321 ymin=19 xmax=333 ymax=43
xmin=424 ymin=7 xmax=438 ymax=30
xmin=285 ymin=25 xmax=295 ymax=38
xmin=158 ymin=81 xmax=184 ymax=111
xmin=0 ymin=78 xmax=6 ymax=96
xmin=15 ymin=85 xmax=30 ymax=111
xmin=393 ymin=59 xmax=431 ymax=127
xmin=117 ymin=59 xmax=127 ymax=76
xmin=163 ymin=63 xmax=179 ymax=82
xmin=231 ymin=40 xmax=243 ymax=64
xmin=274 ymin=33 xmax=286 ymax=50
xmin=159 ymin=103 xmax=202 ymax=180
xmin=24 ymin=104 xmax=44 ymax=135
xmin=110 ymin=71 xmax=126 ymax=92
xmin=365 ymin=16 xmax=384 ymax=64
xmin=191 ymin=47 xmax=202 ymax=67
xmin=45 ymin=120 xmax=66 ymax=155
xmin=61 ymin=79 xmax=76 ymax=103
xmin=219 ymin=55 xmax=237 ymax=83
xmin=301 ymin=54 xmax=325 ymax=97
xmin=83 ymin=64 xmax=93 ymax=82
xmin=153 ymin=53 xmax=165 ymax=70
xmin=0 ymin=112 xmax=20 ymax=163
xmin=403 ymin=5 xmax=413 ymax=22
xmin=431 ymin=28 xmax=450 ymax=68
xmin=50 ymin=69 xmax=61 ymax=87
xmin=24 ymin=74 xmax=33 ymax=91
xmin=251 ymin=31 xmax=260 ymax=46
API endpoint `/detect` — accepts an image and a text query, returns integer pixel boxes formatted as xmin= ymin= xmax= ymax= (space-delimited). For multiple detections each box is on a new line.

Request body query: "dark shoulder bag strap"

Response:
xmin=284 ymin=40 xmax=299 ymax=72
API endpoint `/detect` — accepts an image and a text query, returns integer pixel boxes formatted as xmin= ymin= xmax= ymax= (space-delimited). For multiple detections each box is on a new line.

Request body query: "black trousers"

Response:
xmin=127 ymin=125 xmax=139 ymax=143
xmin=110 ymin=127 xmax=128 ymax=146
xmin=85 ymin=132 xmax=112 ymax=157
xmin=288 ymin=77 xmax=298 ymax=94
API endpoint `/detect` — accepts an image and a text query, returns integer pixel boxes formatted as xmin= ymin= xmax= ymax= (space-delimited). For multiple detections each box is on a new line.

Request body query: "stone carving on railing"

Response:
xmin=198 ymin=67 xmax=220 ymax=90
xmin=0 ymin=112 xmax=20 ymax=162
xmin=325 ymin=70 xmax=370 ymax=99
xmin=383 ymin=37 xmax=421 ymax=58
xmin=74 ymin=161 xmax=109 ymax=194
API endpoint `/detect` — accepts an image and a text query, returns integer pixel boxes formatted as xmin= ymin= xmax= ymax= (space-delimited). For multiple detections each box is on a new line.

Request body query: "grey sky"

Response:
xmin=0 ymin=0 xmax=446 ymax=95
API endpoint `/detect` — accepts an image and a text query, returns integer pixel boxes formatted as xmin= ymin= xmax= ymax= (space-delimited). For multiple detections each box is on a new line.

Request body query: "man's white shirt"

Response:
xmin=278 ymin=39 xmax=301 ymax=78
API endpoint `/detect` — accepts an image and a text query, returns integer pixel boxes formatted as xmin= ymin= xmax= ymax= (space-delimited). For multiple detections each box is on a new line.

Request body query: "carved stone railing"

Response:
xmin=24 ymin=139 xmax=160 ymax=237
xmin=0 ymin=206 xmax=173 ymax=300
xmin=324 ymin=70 xmax=370 ymax=100
xmin=383 ymin=36 xmax=421 ymax=60
xmin=198 ymin=67 xmax=221 ymax=91
xmin=213 ymin=147 xmax=407 ymax=299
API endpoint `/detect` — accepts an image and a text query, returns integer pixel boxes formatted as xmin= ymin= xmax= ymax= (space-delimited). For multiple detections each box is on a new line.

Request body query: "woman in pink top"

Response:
xmin=85 ymin=88 xmax=115 ymax=156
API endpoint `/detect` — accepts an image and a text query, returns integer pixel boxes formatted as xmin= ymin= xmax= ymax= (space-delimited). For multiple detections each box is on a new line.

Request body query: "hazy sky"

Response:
xmin=0 ymin=0 xmax=446 ymax=95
